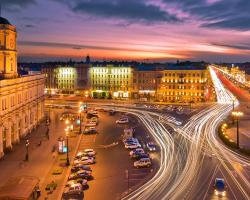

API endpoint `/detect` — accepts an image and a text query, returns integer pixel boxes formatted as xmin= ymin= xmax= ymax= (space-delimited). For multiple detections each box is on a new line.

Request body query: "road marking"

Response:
xmin=202 ymin=163 xmax=220 ymax=200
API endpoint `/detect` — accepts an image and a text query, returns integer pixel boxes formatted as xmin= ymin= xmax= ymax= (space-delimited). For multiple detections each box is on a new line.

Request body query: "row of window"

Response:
xmin=163 ymin=85 xmax=205 ymax=90
xmin=91 ymin=75 xmax=130 ymax=78
xmin=92 ymin=81 xmax=129 ymax=84
xmin=1 ymin=87 xmax=43 ymax=111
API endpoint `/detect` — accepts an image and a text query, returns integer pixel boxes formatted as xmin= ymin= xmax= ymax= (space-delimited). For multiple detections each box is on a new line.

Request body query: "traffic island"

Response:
xmin=218 ymin=122 xmax=250 ymax=157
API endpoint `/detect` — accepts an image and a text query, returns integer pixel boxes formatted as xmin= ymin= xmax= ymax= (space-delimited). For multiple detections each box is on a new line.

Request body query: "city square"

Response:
xmin=0 ymin=1 xmax=250 ymax=200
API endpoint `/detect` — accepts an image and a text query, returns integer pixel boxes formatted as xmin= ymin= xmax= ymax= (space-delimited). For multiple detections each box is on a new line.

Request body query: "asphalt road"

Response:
xmin=46 ymin=80 xmax=250 ymax=200
xmin=71 ymin=110 xmax=160 ymax=200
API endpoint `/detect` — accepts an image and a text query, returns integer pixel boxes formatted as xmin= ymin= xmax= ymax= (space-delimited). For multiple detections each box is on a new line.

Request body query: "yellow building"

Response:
xmin=0 ymin=17 xmax=45 ymax=158
xmin=89 ymin=65 xmax=133 ymax=98
xmin=0 ymin=17 xmax=18 ymax=79
xmin=132 ymin=66 xmax=163 ymax=101
xmin=230 ymin=66 xmax=246 ymax=83
xmin=55 ymin=66 xmax=77 ymax=94
xmin=158 ymin=66 xmax=211 ymax=102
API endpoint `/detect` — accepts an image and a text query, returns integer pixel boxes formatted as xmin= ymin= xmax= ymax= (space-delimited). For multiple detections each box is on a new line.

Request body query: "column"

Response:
xmin=0 ymin=125 xmax=4 ymax=158
xmin=6 ymin=122 xmax=12 ymax=150
xmin=13 ymin=117 xmax=19 ymax=143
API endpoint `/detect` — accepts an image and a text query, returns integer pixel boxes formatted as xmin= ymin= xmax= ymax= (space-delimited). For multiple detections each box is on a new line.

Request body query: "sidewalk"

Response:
xmin=225 ymin=103 xmax=250 ymax=149
xmin=0 ymin=108 xmax=77 ymax=199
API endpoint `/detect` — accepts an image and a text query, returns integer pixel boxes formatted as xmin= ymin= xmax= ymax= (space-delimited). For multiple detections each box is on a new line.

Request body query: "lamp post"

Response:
xmin=65 ymin=127 xmax=70 ymax=166
xmin=232 ymin=97 xmax=236 ymax=111
xmin=25 ymin=139 xmax=30 ymax=161
xmin=79 ymin=102 xmax=83 ymax=134
xmin=232 ymin=111 xmax=243 ymax=149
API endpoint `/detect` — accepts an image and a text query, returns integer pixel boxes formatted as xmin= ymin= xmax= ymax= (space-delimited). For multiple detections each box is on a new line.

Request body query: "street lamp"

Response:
xmin=79 ymin=109 xmax=82 ymax=134
xmin=231 ymin=111 xmax=243 ymax=149
xmin=231 ymin=97 xmax=236 ymax=111
xmin=79 ymin=102 xmax=83 ymax=134
xmin=65 ymin=127 xmax=70 ymax=166
xmin=25 ymin=139 xmax=30 ymax=161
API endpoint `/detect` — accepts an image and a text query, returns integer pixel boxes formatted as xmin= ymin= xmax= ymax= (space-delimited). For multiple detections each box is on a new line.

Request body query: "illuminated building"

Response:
xmin=55 ymin=66 xmax=77 ymax=94
xmin=89 ymin=65 xmax=133 ymax=98
xmin=0 ymin=17 xmax=45 ymax=158
xmin=158 ymin=66 xmax=212 ymax=102
xmin=41 ymin=63 xmax=90 ymax=95
xmin=132 ymin=65 xmax=163 ymax=101
xmin=230 ymin=66 xmax=246 ymax=84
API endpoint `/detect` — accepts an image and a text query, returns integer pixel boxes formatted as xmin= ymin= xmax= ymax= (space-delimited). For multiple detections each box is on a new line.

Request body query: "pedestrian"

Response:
xmin=52 ymin=151 xmax=57 ymax=159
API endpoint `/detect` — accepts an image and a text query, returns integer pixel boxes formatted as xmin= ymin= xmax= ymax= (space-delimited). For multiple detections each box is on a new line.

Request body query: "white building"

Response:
xmin=0 ymin=17 xmax=45 ymax=158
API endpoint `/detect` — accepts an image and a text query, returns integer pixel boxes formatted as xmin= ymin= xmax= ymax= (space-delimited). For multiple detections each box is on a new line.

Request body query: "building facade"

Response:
xmin=158 ymin=66 xmax=212 ymax=102
xmin=89 ymin=65 xmax=133 ymax=98
xmin=0 ymin=17 xmax=45 ymax=158
xmin=132 ymin=66 xmax=163 ymax=101
xmin=42 ymin=63 xmax=90 ymax=95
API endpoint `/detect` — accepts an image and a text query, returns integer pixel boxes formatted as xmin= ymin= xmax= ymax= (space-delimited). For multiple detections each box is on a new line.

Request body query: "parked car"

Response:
xmin=68 ymin=172 xmax=93 ymax=181
xmin=83 ymin=127 xmax=97 ymax=134
xmin=71 ymin=164 xmax=92 ymax=173
xmin=76 ymin=169 xmax=92 ymax=176
xmin=131 ymin=152 xmax=150 ymax=160
xmin=116 ymin=117 xmax=129 ymax=124
xmin=134 ymin=158 xmax=151 ymax=168
xmin=84 ymin=149 xmax=96 ymax=156
xmin=123 ymin=138 xmax=138 ymax=143
xmin=85 ymin=121 xmax=97 ymax=127
xmin=62 ymin=187 xmax=83 ymax=200
xmin=129 ymin=148 xmax=145 ymax=156
xmin=76 ymin=151 xmax=95 ymax=159
xmin=73 ymin=157 xmax=95 ymax=165
xmin=65 ymin=179 xmax=88 ymax=189
xmin=88 ymin=111 xmax=98 ymax=116
xmin=146 ymin=142 xmax=157 ymax=152
xmin=90 ymin=117 xmax=98 ymax=124
xmin=125 ymin=143 xmax=141 ymax=149
xmin=214 ymin=178 xmax=226 ymax=197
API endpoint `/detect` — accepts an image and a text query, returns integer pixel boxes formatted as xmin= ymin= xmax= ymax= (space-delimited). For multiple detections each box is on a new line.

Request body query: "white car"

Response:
xmin=90 ymin=117 xmax=98 ymax=124
xmin=88 ymin=111 xmax=98 ymax=115
xmin=85 ymin=121 xmax=97 ymax=127
xmin=67 ymin=183 xmax=82 ymax=192
xmin=125 ymin=143 xmax=141 ymax=149
xmin=134 ymin=158 xmax=151 ymax=168
xmin=74 ymin=156 xmax=95 ymax=165
xmin=84 ymin=149 xmax=96 ymax=156
xmin=116 ymin=118 xmax=129 ymax=124
xmin=129 ymin=148 xmax=145 ymax=156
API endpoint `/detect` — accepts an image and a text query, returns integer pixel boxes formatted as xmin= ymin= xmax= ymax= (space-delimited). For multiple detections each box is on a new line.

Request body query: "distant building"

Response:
xmin=41 ymin=63 xmax=90 ymax=95
xmin=89 ymin=65 xmax=133 ymax=99
xmin=0 ymin=17 xmax=45 ymax=158
xmin=158 ymin=66 xmax=212 ymax=102
xmin=132 ymin=65 xmax=163 ymax=101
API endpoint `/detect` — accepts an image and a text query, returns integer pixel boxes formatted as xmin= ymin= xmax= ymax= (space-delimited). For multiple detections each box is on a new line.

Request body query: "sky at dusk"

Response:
xmin=2 ymin=0 xmax=250 ymax=62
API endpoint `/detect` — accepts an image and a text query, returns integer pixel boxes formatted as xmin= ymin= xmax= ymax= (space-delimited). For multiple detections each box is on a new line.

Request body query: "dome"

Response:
xmin=0 ymin=17 xmax=11 ymax=25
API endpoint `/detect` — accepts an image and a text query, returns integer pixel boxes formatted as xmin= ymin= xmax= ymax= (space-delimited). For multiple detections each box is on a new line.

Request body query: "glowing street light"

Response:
xmin=232 ymin=111 xmax=243 ymax=149
xmin=65 ymin=126 xmax=70 ymax=166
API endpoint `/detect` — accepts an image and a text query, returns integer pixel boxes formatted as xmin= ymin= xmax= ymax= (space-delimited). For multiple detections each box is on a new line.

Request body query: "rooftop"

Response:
xmin=0 ymin=17 xmax=11 ymax=25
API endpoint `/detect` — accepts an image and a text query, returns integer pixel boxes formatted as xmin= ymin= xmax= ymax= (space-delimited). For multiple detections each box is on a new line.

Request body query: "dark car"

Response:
xmin=62 ymin=188 xmax=84 ymax=200
xmin=68 ymin=173 xmax=93 ymax=181
xmin=71 ymin=165 xmax=92 ymax=173
xmin=214 ymin=178 xmax=226 ymax=197
xmin=131 ymin=153 xmax=150 ymax=160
